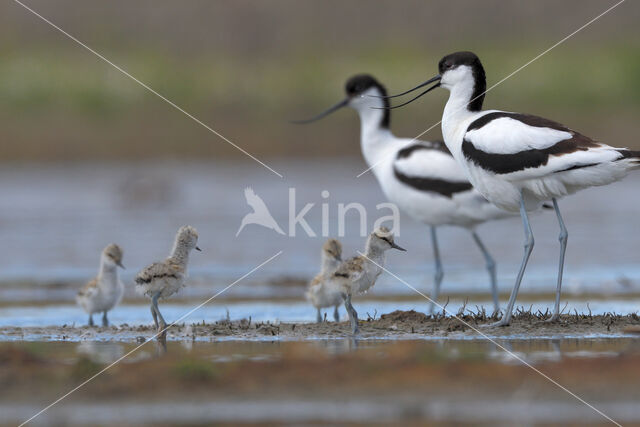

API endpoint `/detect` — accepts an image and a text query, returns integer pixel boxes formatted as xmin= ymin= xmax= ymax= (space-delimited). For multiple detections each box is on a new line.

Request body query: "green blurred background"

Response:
xmin=0 ymin=0 xmax=638 ymax=162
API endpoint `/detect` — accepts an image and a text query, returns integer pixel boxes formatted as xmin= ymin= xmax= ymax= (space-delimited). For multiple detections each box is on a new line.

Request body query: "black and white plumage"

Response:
xmin=135 ymin=225 xmax=201 ymax=335
xmin=387 ymin=51 xmax=640 ymax=326
xmin=295 ymin=74 xmax=516 ymax=314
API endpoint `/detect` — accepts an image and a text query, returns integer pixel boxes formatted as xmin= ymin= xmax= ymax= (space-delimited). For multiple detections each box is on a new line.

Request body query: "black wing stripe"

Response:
xmin=396 ymin=141 xmax=450 ymax=159
xmin=463 ymin=112 xmax=601 ymax=175
xmin=393 ymin=166 xmax=472 ymax=198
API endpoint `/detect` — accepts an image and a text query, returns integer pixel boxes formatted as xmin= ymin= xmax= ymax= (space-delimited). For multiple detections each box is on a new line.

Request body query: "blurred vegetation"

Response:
xmin=0 ymin=0 xmax=638 ymax=162
xmin=70 ymin=356 xmax=103 ymax=380
xmin=172 ymin=358 xmax=219 ymax=382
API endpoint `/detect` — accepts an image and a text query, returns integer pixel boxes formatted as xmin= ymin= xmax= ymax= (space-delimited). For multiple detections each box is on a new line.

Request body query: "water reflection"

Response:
xmin=76 ymin=341 xmax=124 ymax=364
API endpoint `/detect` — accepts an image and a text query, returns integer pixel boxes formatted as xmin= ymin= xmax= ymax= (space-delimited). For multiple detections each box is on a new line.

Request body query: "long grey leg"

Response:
xmin=150 ymin=303 xmax=159 ymax=329
xmin=88 ymin=314 xmax=94 ymax=327
xmin=489 ymin=193 xmax=534 ymax=327
xmin=316 ymin=307 xmax=322 ymax=323
xmin=333 ymin=305 xmax=340 ymax=322
xmin=152 ymin=292 xmax=166 ymax=332
xmin=548 ymin=198 xmax=568 ymax=322
xmin=427 ymin=226 xmax=444 ymax=315
xmin=343 ymin=293 xmax=359 ymax=335
xmin=102 ymin=311 xmax=109 ymax=327
xmin=471 ymin=230 xmax=499 ymax=313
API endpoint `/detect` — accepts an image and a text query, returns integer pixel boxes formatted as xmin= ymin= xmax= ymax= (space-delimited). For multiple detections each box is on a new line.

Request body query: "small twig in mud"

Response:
xmin=366 ymin=309 xmax=378 ymax=321
xmin=218 ymin=309 xmax=232 ymax=327
xmin=439 ymin=297 xmax=450 ymax=320
xmin=474 ymin=305 xmax=487 ymax=321
xmin=457 ymin=298 xmax=468 ymax=317
xmin=324 ymin=312 xmax=327 ymax=322
xmin=586 ymin=303 xmax=592 ymax=318
xmin=560 ymin=301 xmax=569 ymax=315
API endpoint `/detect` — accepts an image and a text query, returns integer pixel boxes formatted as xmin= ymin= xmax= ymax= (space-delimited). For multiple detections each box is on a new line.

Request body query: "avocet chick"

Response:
xmin=135 ymin=226 xmax=201 ymax=334
xmin=306 ymin=238 xmax=343 ymax=322
xmin=332 ymin=227 xmax=405 ymax=334
xmin=76 ymin=244 xmax=125 ymax=327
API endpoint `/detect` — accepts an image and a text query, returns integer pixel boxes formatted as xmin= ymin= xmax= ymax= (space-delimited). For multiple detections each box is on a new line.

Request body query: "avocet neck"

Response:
xmin=441 ymin=80 xmax=478 ymax=153
xmin=321 ymin=255 xmax=340 ymax=274
xmin=360 ymin=116 xmax=393 ymax=168
xmin=352 ymin=93 xmax=393 ymax=169
xmin=98 ymin=254 xmax=118 ymax=281
xmin=169 ymin=242 xmax=190 ymax=266
xmin=363 ymin=235 xmax=385 ymax=261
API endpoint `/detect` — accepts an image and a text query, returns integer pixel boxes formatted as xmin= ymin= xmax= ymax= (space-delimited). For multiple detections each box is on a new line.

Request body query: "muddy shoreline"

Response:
xmin=3 ymin=311 xmax=639 ymax=342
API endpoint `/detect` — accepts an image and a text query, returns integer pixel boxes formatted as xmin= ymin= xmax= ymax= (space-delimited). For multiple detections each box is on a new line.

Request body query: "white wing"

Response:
xmin=462 ymin=111 xmax=627 ymax=180
xmin=393 ymin=140 xmax=470 ymax=184
xmin=465 ymin=114 xmax=573 ymax=154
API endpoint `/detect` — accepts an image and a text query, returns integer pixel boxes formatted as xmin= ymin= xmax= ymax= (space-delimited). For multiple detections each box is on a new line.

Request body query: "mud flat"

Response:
xmin=2 ymin=311 xmax=640 ymax=342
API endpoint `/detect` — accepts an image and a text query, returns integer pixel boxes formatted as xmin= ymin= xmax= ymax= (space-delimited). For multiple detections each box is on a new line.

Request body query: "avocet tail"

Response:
xmin=617 ymin=149 xmax=640 ymax=169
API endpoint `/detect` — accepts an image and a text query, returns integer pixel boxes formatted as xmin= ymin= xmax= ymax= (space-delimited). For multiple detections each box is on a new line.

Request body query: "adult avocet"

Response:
xmin=384 ymin=51 xmax=640 ymax=326
xmin=295 ymin=74 xmax=513 ymax=314
xmin=135 ymin=226 xmax=201 ymax=335
xmin=76 ymin=243 xmax=125 ymax=327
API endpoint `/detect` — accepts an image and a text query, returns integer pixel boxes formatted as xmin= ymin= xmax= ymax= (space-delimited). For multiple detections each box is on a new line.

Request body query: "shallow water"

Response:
xmin=0 ymin=160 xmax=639 ymax=300
xmin=1 ymin=298 xmax=639 ymax=329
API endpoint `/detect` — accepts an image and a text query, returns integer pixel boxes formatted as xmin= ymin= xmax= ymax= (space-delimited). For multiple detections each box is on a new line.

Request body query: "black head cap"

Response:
xmin=438 ymin=51 xmax=486 ymax=112
xmin=345 ymin=74 xmax=390 ymax=128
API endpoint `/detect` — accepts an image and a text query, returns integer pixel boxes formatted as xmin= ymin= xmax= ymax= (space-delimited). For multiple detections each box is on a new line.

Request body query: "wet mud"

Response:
xmin=3 ymin=310 xmax=639 ymax=342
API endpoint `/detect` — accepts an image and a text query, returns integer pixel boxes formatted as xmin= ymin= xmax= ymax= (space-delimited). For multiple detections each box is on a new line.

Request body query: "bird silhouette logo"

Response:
xmin=236 ymin=187 xmax=285 ymax=236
